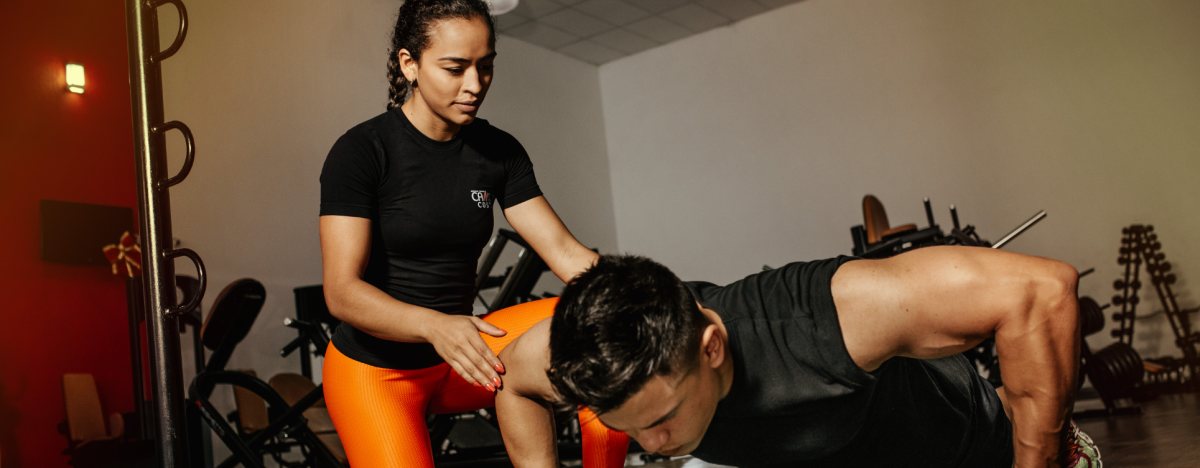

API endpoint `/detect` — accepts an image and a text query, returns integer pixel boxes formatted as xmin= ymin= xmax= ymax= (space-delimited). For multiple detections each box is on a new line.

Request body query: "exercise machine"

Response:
xmin=474 ymin=229 xmax=560 ymax=313
xmin=184 ymin=279 xmax=343 ymax=468
xmin=850 ymin=195 xmax=1046 ymax=259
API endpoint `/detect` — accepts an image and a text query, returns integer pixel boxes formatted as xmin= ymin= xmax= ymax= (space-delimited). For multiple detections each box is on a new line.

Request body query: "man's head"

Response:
xmin=548 ymin=255 xmax=730 ymax=456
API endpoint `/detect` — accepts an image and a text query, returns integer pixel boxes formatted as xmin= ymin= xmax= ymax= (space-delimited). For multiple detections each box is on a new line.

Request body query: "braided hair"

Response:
xmin=387 ymin=0 xmax=497 ymax=110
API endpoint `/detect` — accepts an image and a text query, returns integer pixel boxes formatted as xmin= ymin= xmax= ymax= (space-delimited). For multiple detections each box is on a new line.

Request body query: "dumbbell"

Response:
xmin=1109 ymin=292 xmax=1139 ymax=340
xmin=1148 ymin=260 xmax=1178 ymax=285
xmin=1110 ymin=294 xmax=1139 ymax=306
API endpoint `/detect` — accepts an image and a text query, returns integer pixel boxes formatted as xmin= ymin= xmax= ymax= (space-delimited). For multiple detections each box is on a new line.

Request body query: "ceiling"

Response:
xmin=496 ymin=0 xmax=805 ymax=65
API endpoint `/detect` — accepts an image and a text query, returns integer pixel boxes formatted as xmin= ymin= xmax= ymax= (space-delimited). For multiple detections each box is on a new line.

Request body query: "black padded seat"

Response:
xmin=200 ymin=279 xmax=266 ymax=373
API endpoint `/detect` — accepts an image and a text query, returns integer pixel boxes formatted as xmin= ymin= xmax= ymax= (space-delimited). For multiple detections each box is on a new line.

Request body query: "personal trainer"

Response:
xmin=494 ymin=246 xmax=1102 ymax=467
xmin=317 ymin=1 xmax=627 ymax=466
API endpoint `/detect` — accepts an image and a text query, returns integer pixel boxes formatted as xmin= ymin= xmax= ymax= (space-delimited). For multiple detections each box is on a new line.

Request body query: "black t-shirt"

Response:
xmin=685 ymin=257 xmax=1013 ymax=468
xmin=320 ymin=108 xmax=542 ymax=369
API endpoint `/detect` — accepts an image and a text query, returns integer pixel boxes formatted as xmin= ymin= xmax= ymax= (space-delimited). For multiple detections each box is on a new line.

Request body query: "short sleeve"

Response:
xmin=320 ymin=127 xmax=383 ymax=219
xmin=499 ymin=137 xmax=542 ymax=209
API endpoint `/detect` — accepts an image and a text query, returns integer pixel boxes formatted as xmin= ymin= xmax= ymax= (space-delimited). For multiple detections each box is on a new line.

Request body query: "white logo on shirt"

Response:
xmin=471 ymin=190 xmax=493 ymax=209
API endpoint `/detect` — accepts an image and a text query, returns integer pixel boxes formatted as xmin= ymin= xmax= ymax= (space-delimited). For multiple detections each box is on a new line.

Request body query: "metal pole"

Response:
xmin=991 ymin=210 xmax=1047 ymax=250
xmin=125 ymin=0 xmax=205 ymax=466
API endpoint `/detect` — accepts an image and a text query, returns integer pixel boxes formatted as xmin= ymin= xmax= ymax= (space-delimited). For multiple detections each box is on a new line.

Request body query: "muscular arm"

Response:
xmin=494 ymin=319 xmax=560 ymax=468
xmin=831 ymin=246 xmax=1079 ymax=468
xmin=504 ymin=196 xmax=598 ymax=283
xmin=320 ymin=215 xmax=505 ymax=387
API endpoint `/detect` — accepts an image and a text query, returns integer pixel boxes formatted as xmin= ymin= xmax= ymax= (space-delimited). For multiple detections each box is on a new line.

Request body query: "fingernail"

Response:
xmin=494 ymin=363 xmax=505 ymax=373
xmin=472 ymin=382 xmax=481 ymax=388
xmin=485 ymin=383 xmax=495 ymax=392
xmin=493 ymin=377 xmax=502 ymax=388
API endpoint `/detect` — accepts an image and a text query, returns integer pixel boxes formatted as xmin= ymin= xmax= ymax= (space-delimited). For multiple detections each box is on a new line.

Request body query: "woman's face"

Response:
xmin=402 ymin=17 xmax=495 ymax=128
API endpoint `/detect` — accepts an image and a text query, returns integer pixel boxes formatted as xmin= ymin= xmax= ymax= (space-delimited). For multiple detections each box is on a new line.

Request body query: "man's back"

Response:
xmin=685 ymin=258 xmax=1013 ymax=467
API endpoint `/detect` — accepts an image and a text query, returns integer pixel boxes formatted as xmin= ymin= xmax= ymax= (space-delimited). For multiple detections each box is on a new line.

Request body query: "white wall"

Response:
xmin=156 ymin=1 xmax=613 ymax=459
xmin=598 ymin=0 xmax=1200 ymax=358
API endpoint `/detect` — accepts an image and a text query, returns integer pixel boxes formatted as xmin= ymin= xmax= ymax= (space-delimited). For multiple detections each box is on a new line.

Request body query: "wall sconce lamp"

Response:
xmin=66 ymin=63 xmax=85 ymax=94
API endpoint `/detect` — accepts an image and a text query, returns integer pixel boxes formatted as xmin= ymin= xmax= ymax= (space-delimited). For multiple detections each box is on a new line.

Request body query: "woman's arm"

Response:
xmin=320 ymin=215 xmax=507 ymax=389
xmin=504 ymin=196 xmax=599 ymax=283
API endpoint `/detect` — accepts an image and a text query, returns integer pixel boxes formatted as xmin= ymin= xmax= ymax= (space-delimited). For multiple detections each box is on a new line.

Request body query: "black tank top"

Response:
xmin=320 ymin=108 xmax=542 ymax=369
xmin=684 ymin=257 xmax=1013 ymax=467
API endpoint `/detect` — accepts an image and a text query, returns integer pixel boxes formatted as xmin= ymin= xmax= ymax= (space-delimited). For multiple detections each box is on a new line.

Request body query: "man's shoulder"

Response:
xmin=498 ymin=319 xmax=556 ymax=401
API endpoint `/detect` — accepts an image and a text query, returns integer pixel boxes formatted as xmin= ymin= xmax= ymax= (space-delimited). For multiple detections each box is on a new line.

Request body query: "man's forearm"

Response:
xmin=495 ymin=389 xmax=559 ymax=468
xmin=1004 ymin=383 xmax=1072 ymax=466
xmin=996 ymin=276 xmax=1079 ymax=467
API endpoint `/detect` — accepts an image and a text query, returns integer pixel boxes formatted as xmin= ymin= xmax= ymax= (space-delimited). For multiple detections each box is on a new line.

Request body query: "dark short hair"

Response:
xmin=386 ymin=0 xmax=496 ymax=109
xmin=548 ymin=255 xmax=708 ymax=414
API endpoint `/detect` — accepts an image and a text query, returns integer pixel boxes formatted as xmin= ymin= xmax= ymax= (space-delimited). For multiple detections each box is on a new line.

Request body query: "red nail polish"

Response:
xmin=485 ymin=383 xmax=495 ymax=392
xmin=493 ymin=377 xmax=502 ymax=388
xmin=495 ymin=363 xmax=505 ymax=373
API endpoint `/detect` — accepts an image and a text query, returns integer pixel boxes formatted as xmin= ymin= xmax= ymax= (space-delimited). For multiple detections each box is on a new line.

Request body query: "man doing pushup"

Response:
xmin=492 ymin=246 xmax=1102 ymax=467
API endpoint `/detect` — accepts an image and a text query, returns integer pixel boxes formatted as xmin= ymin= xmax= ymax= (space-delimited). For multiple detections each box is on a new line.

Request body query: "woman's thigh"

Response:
xmin=477 ymin=297 xmax=558 ymax=354
xmin=323 ymin=342 xmax=446 ymax=468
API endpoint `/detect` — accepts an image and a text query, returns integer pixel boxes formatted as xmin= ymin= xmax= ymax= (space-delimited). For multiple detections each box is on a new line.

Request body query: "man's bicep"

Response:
xmin=833 ymin=246 xmax=1033 ymax=370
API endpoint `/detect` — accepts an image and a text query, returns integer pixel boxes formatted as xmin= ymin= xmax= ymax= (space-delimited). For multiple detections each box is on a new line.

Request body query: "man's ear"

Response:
xmin=398 ymin=49 xmax=418 ymax=82
xmin=700 ymin=325 xmax=725 ymax=369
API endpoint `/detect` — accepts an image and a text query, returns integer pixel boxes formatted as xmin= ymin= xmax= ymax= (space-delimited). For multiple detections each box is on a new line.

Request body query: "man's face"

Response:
xmin=595 ymin=360 xmax=723 ymax=457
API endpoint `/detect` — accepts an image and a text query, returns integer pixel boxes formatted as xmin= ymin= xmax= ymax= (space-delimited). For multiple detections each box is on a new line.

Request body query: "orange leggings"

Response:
xmin=323 ymin=298 xmax=630 ymax=467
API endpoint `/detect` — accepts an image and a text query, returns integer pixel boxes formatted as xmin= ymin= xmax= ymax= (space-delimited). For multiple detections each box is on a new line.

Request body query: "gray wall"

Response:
xmin=598 ymin=0 xmax=1200 ymax=358
xmin=156 ymin=0 xmax=615 ymax=451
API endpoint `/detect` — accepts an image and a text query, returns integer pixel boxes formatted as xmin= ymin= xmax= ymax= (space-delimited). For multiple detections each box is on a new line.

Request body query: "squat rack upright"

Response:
xmin=125 ymin=0 xmax=206 ymax=466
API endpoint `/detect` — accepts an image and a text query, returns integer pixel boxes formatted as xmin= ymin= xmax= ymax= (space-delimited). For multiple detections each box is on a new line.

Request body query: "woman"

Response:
xmin=318 ymin=1 xmax=627 ymax=466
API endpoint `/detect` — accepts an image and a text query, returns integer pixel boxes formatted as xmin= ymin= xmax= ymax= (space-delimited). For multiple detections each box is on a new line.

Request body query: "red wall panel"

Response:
xmin=0 ymin=1 xmax=139 ymax=466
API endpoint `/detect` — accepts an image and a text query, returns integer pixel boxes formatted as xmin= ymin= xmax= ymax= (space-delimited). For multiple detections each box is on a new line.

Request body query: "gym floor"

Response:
xmin=1074 ymin=392 xmax=1200 ymax=467
xmin=631 ymin=393 xmax=1200 ymax=468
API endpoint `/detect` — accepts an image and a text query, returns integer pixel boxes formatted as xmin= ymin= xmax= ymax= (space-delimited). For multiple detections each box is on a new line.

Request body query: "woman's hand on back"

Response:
xmin=322 ymin=215 xmax=506 ymax=389
xmin=423 ymin=314 xmax=508 ymax=391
